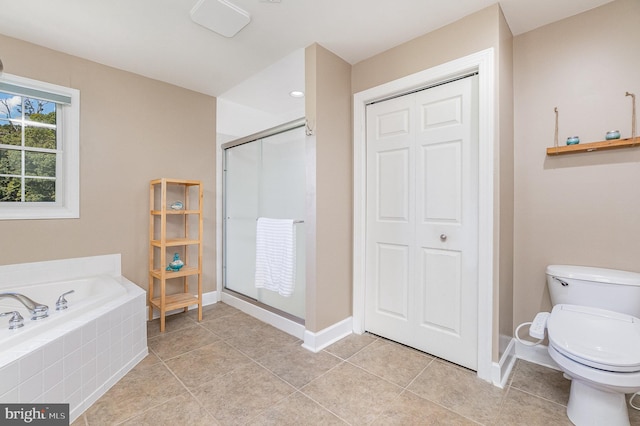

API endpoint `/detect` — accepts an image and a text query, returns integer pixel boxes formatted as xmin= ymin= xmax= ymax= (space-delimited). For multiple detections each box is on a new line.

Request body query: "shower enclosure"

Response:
xmin=222 ymin=119 xmax=306 ymax=321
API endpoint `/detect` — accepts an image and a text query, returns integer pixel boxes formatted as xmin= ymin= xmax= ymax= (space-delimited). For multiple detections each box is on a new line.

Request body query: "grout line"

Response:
xmin=111 ymin=304 xmax=572 ymax=425
xmin=153 ymin=346 xmax=222 ymax=423
xmin=509 ymin=386 xmax=569 ymax=408
xmin=295 ymin=385 xmax=354 ymax=425
xmin=402 ymin=388 xmax=486 ymax=425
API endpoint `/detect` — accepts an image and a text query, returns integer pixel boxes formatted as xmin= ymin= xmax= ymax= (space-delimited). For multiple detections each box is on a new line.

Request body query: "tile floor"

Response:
xmin=72 ymin=303 xmax=640 ymax=425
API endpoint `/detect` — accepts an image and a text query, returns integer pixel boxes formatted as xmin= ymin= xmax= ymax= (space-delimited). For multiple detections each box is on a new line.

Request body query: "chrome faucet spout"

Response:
xmin=0 ymin=292 xmax=49 ymax=320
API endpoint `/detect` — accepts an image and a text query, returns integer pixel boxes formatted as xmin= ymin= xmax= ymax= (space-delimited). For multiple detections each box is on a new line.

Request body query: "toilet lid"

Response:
xmin=547 ymin=304 xmax=640 ymax=372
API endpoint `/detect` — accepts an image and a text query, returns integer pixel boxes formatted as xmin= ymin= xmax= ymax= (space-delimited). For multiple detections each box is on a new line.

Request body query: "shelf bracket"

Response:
xmin=626 ymin=92 xmax=636 ymax=146
xmin=553 ymin=107 xmax=559 ymax=154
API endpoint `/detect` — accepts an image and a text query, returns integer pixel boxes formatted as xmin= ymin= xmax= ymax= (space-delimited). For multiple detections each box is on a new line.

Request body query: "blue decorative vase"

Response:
xmin=566 ymin=136 xmax=580 ymax=145
xmin=606 ymin=130 xmax=621 ymax=140
xmin=166 ymin=253 xmax=184 ymax=271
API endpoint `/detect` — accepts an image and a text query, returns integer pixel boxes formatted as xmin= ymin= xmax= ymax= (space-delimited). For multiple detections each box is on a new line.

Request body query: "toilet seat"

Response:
xmin=547 ymin=304 xmax=640 ymax=373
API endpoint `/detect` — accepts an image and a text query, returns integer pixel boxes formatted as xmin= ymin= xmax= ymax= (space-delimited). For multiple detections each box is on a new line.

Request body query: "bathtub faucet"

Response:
xmin=0 ymin=293 xmax=48 ymax=320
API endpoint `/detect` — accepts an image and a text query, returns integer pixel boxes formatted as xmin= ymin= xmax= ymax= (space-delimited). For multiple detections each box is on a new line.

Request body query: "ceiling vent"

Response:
xmin=190 ymin=0 xmax=251 ymax=38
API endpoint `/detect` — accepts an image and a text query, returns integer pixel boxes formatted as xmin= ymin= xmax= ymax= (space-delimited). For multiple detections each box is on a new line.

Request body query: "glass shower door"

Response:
xmin=223 ymin=124 xmax=306 ymax=320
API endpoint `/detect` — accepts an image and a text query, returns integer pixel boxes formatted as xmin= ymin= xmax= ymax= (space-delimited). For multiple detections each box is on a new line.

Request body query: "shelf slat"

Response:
xmin=150 ymin=238 xmax=200 ymax=247
xmin=150 ymin=209 xmax=200 ymax=215
xmin=150 ymin=293 xmax=199 ymax=311
xmin=149 ymin=266 xmax=200 ymax=279
xmin=150 ymin=178 xmax=201 ymax=186
xmin=547 ymin=137 xmax=638 ymax=155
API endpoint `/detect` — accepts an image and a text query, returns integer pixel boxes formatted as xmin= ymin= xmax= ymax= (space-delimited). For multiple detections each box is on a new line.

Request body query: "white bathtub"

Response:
xmin=0 ymin=254 xmax=147 ymax=423
xmin=0 ymin=274 xmax=127 ymax=349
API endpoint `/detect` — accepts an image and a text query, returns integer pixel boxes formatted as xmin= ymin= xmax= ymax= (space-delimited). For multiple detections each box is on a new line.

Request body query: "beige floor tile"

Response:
xmin=246 ymin=392 xmax=347 ymax=425
xmin=324 ymin=332 xmax=378 ymax=360
xmin=224 ymin=324 xmax=299 ymax=359
xmin=136 ymin=351 xmax=162 ymax=369
xmin=80 ymin=303 xmax=588 ymax=425
xmin=70 ymin=414 xmax=87 ymax=426
xmin=200 ymin=311 xmax=267 ymax=340
xmin=302 ymin=362 xmax=403 ymax=425
xmin=494 ymin=388 xmax=572 ymax=425
xmin=85 ymin=362 xmax=186 ymax=425
xmin=372 ymin=391 xmax=478 ymax=425
xmin=165 ymin=340 xmax=253 ymax=389
xmin=189 ymin=302 xmax=240 ymax=322
xmin=120 ymin=393 xmax=219 ymax=426
xmin=257 ymin=342 xmax=342 ymax=388
xmin=191 ymin=362 xmax=295 ymax=425
xmin=408 ymin=359 xmax=505 ymax=424
xmin=510 ymin=360 xmax=570 ymax=406
xmin=148 ymin=324 xmax=219 ymax=360
xmin=348 ymin=339 xmax=434 ymax=387
xmin=147 ymin=311 xmax=197 ymax=338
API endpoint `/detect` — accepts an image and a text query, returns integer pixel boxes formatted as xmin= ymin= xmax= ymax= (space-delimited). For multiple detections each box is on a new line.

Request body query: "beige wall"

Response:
xmin=513 ymin=0 xmax=640 ymax=327
xmin=352 ymin=5 xmax=499 ymax=94
xmin=305 ymin=44 xmax=353 ymax=332
xmin=352 ymin=5 xmax=513 ymax=363
xmin=0 ymin=35 xmax=217 ymax=293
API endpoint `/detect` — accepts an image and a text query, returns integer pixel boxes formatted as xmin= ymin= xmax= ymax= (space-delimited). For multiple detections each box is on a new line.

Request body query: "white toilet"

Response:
xmin=541 ymin=265 xmax=640 ymax=426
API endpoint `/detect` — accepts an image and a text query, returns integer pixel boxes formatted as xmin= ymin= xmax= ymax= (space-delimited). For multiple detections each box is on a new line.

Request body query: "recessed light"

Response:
xmin=289 ymin=91 xmax=304 ymax=98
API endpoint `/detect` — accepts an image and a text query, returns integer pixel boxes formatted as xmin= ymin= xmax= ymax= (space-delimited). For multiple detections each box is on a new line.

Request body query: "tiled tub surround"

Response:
xmin=0 ymin=254 xmax=148 ymax=423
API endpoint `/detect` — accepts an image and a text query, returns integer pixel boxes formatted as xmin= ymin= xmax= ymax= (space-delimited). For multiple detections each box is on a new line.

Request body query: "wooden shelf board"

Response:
xmin=151 ymin=238 xmax=201 ymax=247
xmin=547 ymin=137 xmax=639 ymax=155
xmin=150 ymin=178 xmax=201 ymax=186
xmin=150 ymin=293 xmax=199 ymax=311
xmin=151 ymin=210 xmax=200 ymax=215
xmin=150 ymin=267 xmax=200 ymax=279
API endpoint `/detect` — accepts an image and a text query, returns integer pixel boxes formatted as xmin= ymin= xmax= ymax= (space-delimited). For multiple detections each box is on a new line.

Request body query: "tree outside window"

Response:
xmin=0 ymin=93 xmax=58 ymax=202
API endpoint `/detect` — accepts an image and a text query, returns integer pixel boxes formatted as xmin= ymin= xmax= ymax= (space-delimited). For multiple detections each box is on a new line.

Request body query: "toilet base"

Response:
xmin=567 ymin=379 xmax=630 ymax=426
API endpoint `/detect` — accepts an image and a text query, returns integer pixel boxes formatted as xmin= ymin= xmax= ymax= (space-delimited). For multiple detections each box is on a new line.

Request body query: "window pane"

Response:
xmin=25 ymin=124 xmax=56 ymax=149
xmin=0 ymin=148 xmax=21 ymax=175
xmin=0 ymin=119 xmax=21 ymax=146
xmin=0 ymin=176 xmax=21 ymax=202
xmin=25 ymin=178 xmax=55 ymax=202
xmin=25 ymin=151 xmax=56 ymax=177
xmin=24 ymin=98 xmax=55 ymax=122
xmin=0 ymin=92 xmax=21 ymax=120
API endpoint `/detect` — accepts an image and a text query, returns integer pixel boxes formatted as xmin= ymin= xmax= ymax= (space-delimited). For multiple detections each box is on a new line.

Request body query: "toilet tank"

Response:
xmin=546 ymin=265 xmax=640 ymax=317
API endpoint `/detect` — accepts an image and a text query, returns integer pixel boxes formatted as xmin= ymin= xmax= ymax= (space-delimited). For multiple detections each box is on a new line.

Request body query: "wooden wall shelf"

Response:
xmin=547 ymin=137 xmax=638 ymax=156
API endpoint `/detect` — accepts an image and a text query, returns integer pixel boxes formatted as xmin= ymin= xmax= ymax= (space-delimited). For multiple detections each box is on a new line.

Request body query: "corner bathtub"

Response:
xmin=0 ymin=254 xmax=147 ymax=424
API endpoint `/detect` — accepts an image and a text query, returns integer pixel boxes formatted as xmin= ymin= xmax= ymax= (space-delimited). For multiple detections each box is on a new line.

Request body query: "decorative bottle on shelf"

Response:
xmin=166 ymin=253 xmax=184 ymax=271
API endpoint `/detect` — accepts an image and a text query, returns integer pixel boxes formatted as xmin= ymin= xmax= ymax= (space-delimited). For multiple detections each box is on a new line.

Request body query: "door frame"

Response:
xmin=352 ymin=48 xmax=495 ymax=383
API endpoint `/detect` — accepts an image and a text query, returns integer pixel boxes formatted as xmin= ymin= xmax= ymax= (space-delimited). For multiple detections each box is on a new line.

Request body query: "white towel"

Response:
xmin=254 ymin=217 xmax=296 ymax=297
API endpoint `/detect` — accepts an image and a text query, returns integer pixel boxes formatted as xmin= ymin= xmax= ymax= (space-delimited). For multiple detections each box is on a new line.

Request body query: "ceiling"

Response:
xmin=0 ymin=0 xmax=613 ymax=101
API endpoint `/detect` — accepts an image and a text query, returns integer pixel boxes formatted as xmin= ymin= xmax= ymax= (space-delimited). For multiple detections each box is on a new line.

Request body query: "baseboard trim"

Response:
xmin=147 ymin=290 xmax=218 ymax=320
xmin=221 ymin=292 xmax=306 ymax=339
xmin=515 ymin=340 xmax=560 ymax=371
xmin=492 ymin=338 xmax=517 ymax=388
xmin=302 ymin=317 xmax=353 ymax=353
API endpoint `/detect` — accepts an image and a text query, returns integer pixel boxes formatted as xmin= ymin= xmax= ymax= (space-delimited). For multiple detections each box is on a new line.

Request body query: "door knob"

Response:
xmin=440 ymin=234 xmax=447 ymax=241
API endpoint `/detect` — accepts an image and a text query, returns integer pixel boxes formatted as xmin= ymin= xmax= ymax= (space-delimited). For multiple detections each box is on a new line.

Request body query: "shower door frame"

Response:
xmin=221 ymin=118 xmax=307 ymax=323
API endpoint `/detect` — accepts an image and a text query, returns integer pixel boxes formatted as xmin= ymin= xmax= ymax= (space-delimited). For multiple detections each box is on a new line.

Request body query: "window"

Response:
xmin=0 ymin=74 xmax=79 ymax=220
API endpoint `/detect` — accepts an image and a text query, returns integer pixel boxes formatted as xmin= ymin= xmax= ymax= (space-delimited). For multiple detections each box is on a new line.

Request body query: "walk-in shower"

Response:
xmin=222 ymin=119 xmax=306 ymax=321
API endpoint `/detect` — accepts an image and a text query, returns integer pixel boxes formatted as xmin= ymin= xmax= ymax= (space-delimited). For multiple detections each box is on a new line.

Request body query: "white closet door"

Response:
xmin=365 ymin=76 xmax=478 ymax=370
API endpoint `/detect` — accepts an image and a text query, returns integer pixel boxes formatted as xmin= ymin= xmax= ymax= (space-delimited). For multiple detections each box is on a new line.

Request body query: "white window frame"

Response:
xmin=0 ymin=73 xmax=80 ymax=220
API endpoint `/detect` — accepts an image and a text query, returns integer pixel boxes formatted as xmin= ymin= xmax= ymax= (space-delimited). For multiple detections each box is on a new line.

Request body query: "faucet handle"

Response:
xmin=56 ymin=290 xmax=75 ymax=311
xmin=0 ymin=311 xmax=24 ymax=329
